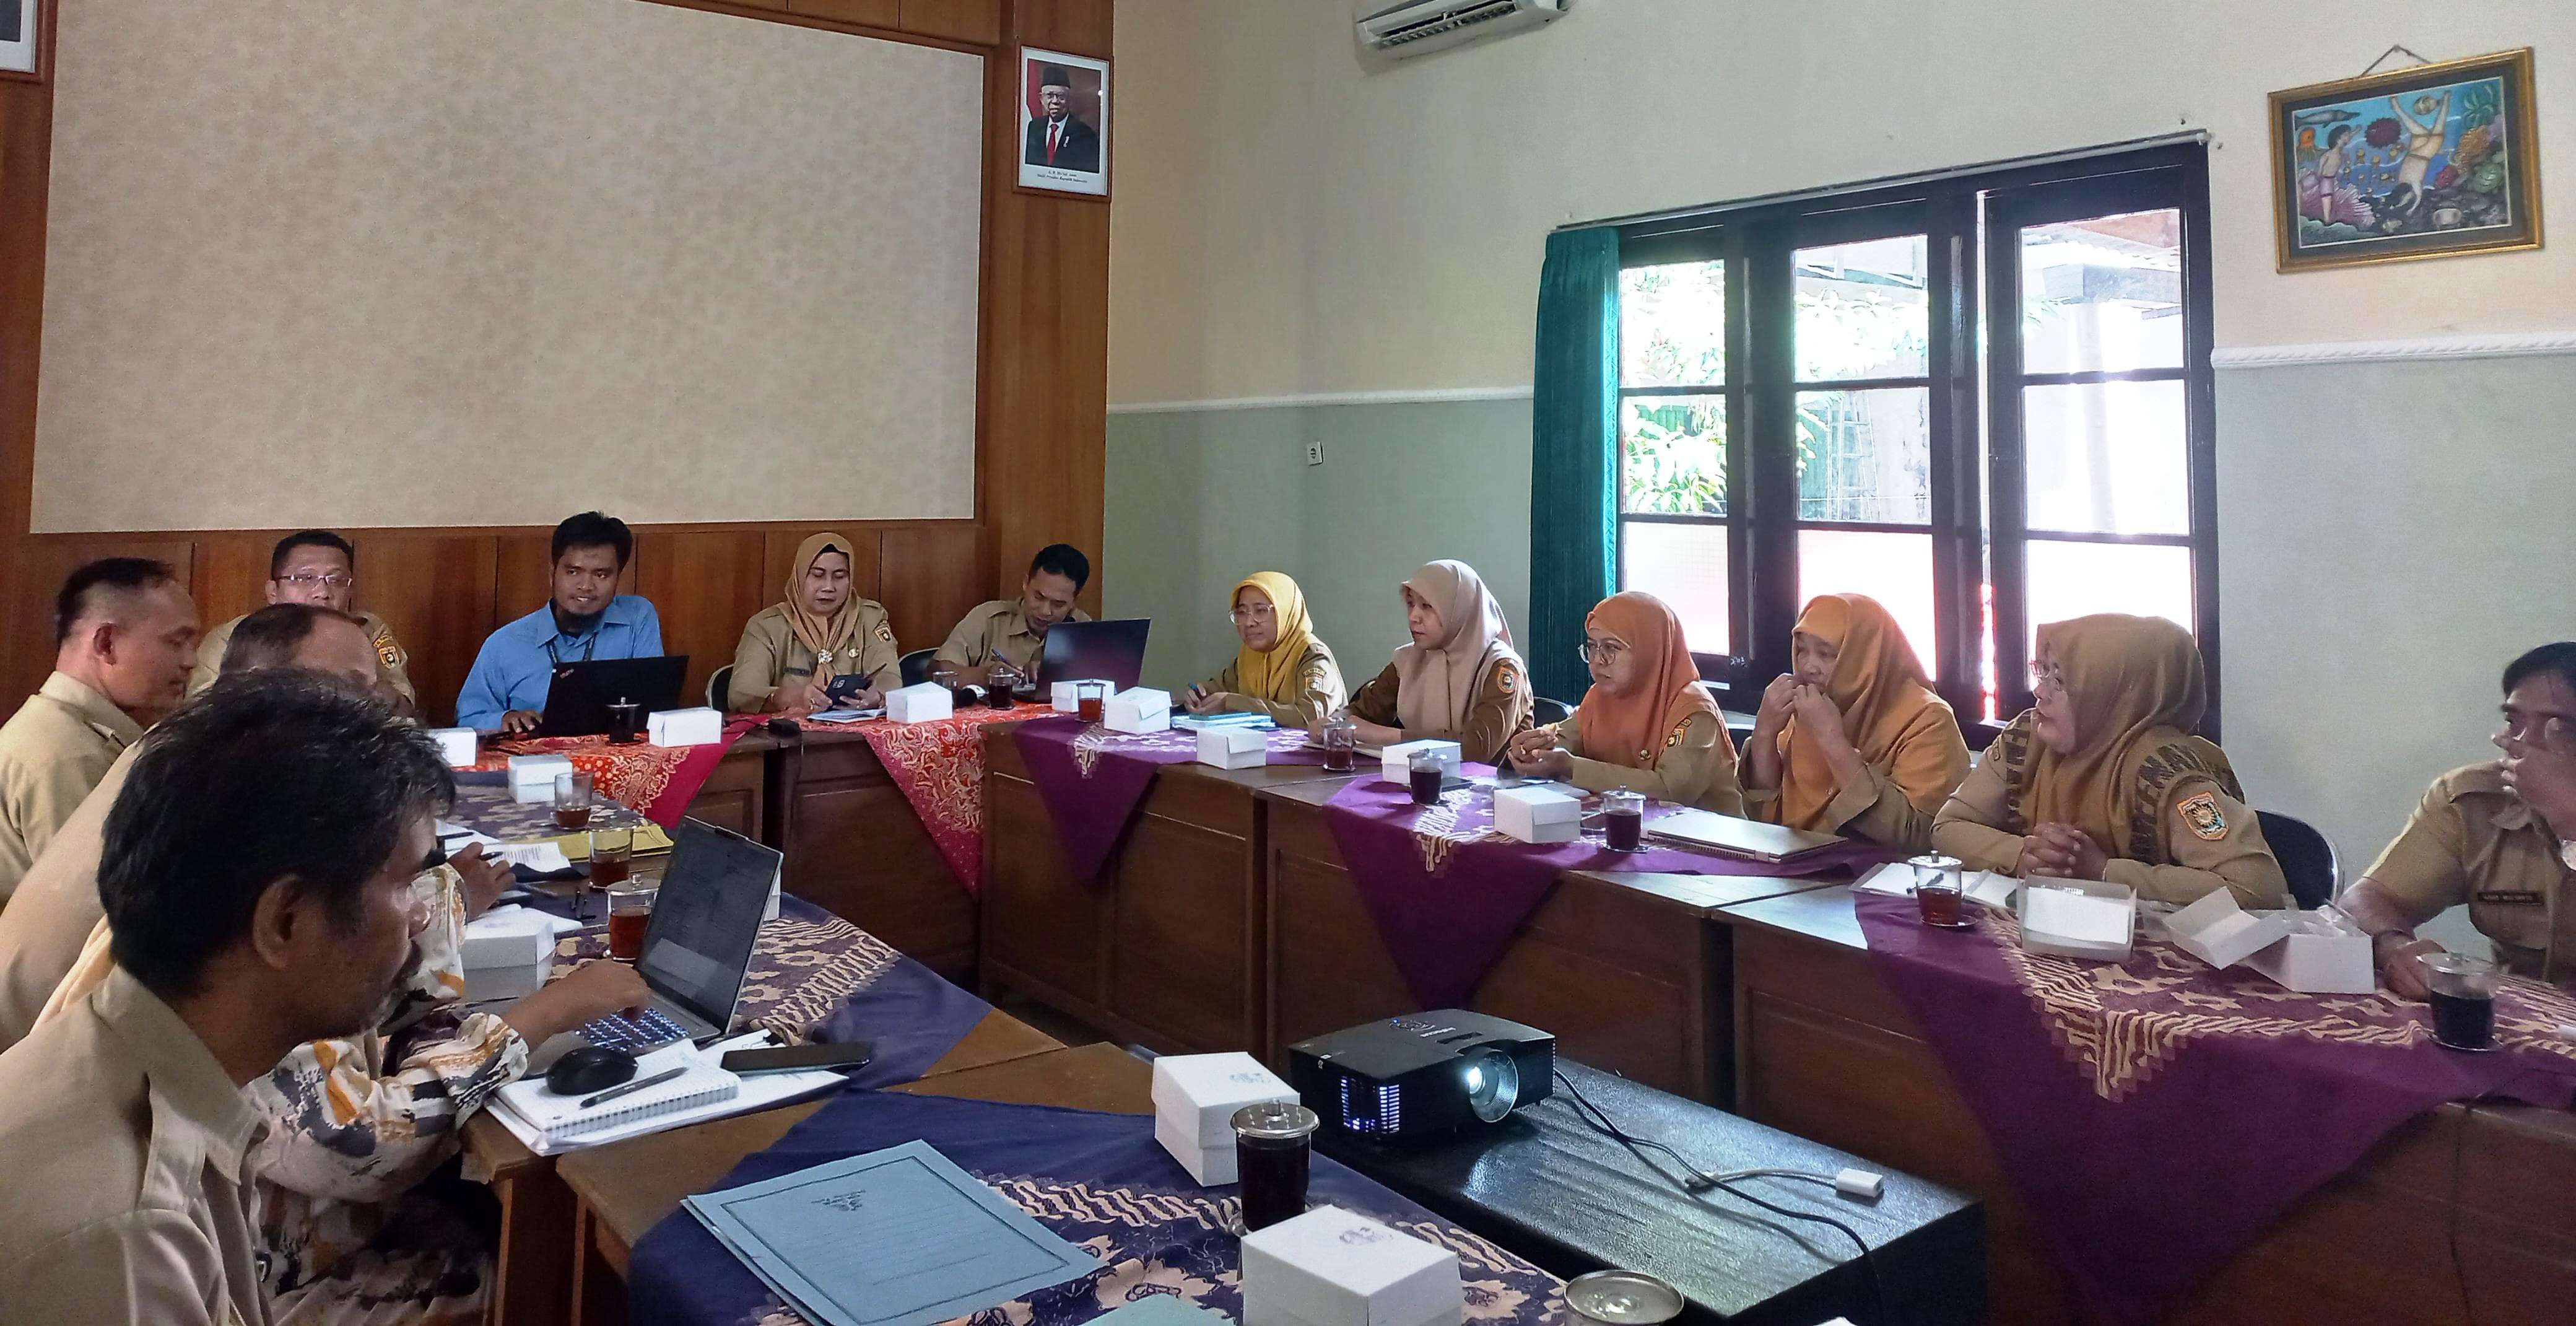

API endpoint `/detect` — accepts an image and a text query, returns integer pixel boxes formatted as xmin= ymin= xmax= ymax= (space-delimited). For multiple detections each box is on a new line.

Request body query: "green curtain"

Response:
xmin=1527 ymin=226 xmax=1620 ymax=703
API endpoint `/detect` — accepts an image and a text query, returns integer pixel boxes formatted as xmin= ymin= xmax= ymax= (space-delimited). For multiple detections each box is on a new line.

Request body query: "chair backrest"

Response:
xmin=1531 ymin=696 xmax=1573 ymax=727
xmin=706 ymin=663 xmax=734 ymax=713
xmin=2256 ymin=809 xmax=2338 ymax=909
xmin=898 ymin=649 xmax=938 ymax=687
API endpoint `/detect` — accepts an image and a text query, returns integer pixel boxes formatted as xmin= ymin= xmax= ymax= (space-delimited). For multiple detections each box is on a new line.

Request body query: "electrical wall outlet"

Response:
xmin=1305 ymin=443 xmax=1325 ymax=466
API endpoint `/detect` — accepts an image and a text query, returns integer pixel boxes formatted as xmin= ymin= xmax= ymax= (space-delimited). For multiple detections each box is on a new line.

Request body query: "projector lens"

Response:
xmin=1464 ymin=1049 xmax=1519 ymax=1122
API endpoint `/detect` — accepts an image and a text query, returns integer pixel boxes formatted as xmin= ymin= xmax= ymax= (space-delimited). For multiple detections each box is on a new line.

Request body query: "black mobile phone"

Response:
xmin=720 ymin=1040 xmax=875 ymax=1075
xmin=824 ymin=674 xmax=866 ymax=705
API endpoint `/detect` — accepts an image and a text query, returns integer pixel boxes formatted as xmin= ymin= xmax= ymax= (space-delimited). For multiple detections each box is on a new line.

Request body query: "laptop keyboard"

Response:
xmin=580 ymin=1006 xmax=689 ymax=1052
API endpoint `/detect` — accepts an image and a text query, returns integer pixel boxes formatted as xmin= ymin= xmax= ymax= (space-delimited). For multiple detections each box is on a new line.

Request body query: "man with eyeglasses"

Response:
xmin=189 ymin=530 xmax=418 ymax=714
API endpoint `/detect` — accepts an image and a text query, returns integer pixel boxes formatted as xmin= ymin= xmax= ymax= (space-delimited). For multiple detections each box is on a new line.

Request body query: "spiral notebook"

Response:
xmin=495 ymin=1043 xmax=741 ymax=1146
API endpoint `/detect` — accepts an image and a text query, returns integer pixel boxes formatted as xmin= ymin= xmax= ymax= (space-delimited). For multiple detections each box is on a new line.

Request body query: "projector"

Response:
xmin=1287 ymin=1010 xmax=1555 ymax=1141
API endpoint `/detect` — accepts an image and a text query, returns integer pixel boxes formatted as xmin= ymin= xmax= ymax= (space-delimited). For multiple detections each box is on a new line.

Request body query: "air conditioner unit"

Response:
xmin=1355 ymin=0 xmax=1568 ymax=59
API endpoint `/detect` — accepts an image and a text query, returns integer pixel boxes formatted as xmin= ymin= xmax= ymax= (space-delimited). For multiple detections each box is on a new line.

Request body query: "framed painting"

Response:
xmin=0 ymin=0 xmax=46 ymax=82
xmin=2268 ymin=48 xmax=2541 ymax=273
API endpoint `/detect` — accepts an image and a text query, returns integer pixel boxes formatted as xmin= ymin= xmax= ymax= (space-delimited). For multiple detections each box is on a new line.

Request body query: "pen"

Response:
xmin=581 ymin=1065 xmax=686 ymax=1109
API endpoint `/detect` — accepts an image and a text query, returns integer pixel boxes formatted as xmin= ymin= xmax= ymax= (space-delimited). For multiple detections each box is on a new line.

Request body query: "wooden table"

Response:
xmin=559 ymin=1042 xmax=1152 ymax=1324
xmin=753 ymin=726 xmax=980 ymax=981
xmin=1718 ymin=886 xmax=2576 ymax=1325
xmin=463 ymin=1008 xmax=1063 ymax=1326
xmin=981 ymin=730 xmax=1358 ymax=1055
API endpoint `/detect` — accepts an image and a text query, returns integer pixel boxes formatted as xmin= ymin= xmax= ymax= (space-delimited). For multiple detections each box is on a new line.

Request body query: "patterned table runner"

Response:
xmin=468 ymin=718 xmax=759 ymax=826
xmin=1012 ymin=716 xmax=1330 ymax=883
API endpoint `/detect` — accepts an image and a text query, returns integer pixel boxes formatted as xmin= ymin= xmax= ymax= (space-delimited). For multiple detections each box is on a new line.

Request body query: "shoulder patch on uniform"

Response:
xmin=373 ymin=627 xmax=402 ymax=668
xmin=1495 ymin=663 xmax=1517 ymax=693
xmin=1664 ymin=716 xmax=1691 ymax=749
xmin=875 ymin=622 xmax=897 ymax=645
xmin=2177 ymin=790 xmax=2228 ymax=840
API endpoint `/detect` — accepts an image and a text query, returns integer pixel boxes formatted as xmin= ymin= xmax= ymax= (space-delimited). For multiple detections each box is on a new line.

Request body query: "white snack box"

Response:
xmin=1105 ymin=687 xmax=1173 ymax=735
xmin=1155 ymin=1112 xmax=1240 ymax=1186
xmin=648 ymin=706 xmax=724 ymax=748
xmin=424 ymin=727 xmax=479 ymax=769
xmin=1198 ymin=725 xmax=1269 ymax=770
xmin=1378 ymin=739 xmax=1462 ymax=787
xmin=1152 ymin=1052 xmax=1297 ymax=1149
xmin=885 ymin=683 xmax=954 ymax=723
xmin=2242 ymin=909 xmax=2377 ymax=993
xmin=2166 ymin=889 xmax=2294 ymax=971
xmin=1492 ymin=784 xmax=1582 ymax=845
xmin=2016 ymin=878 xmax=2136 ymax=962
xmin=458 ymin=905 xmax=575 ymax=1002
xmin=1242 ymin=1205 xmax=1463 ymax=1326
xmin=507 ymin=753 xmax=574 ymax=804
xmin=1051 ymin=679 xmax=1114 ymax=713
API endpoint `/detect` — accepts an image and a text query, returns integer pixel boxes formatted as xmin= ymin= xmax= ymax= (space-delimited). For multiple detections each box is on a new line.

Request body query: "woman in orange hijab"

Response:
xmin=1741 ymin=595 xmax=1968 ymax=851
xmin=1932 ymin=613 xmax=2287 ymax=906
xmin=1505 ymin=591 xmax=1741 ymax=813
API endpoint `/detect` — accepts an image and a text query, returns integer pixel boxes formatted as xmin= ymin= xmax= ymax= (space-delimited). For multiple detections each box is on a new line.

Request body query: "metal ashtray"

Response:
xmin=1565 ymin=1269 xmax=1686 ymax=1326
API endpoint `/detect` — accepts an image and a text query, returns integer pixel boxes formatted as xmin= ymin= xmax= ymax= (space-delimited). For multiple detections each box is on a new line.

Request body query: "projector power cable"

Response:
xmin=1550 ymin=1070 xmax=1892 ymax=1326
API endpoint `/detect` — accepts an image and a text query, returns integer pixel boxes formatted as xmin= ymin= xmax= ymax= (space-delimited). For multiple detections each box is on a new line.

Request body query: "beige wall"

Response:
xmin=1108 ymin=0 xmax=2572 ymax=404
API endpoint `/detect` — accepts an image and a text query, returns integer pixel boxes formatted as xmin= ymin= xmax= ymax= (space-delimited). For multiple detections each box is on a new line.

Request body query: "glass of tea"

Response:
xmin=1408 ymin=749 xmax=1445 ymax=805
xmin=590 ymin=826 xmax=633 ymax=891
xmin=552 ymin=771 xmax=594 ymax=831
xmin=931 ymin=665 xmax=962 ymax=694
xmin=605 ymin=876 xmax=659 ymax=962
xmin=1076 ymin=679 xmax=1110 ymax=725
xmin=605 ymin=698 xmax=643 ymax=745
xmin=1602 ymin=788 xmax=1645 ymax=852
xmin=1231 ymin=1101 xmax=1318 ymax=1233
xmin=987 ymin=661 xmax=1023 ymax=711
xmin=1321 ymin=712 xmax=1359 ymax=773
xmin=2425 ymin=952 xmax=2500 ymax=1051
xmin=1910 ymin=853 xmax=1968 ymax=927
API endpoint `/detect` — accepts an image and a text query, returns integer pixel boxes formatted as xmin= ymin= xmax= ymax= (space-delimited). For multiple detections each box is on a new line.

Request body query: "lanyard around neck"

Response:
xmin=544 ymin=628 xmax=602 ymax=667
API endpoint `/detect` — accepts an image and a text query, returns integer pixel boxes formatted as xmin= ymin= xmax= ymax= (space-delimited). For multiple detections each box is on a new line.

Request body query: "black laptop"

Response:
xmin=537 ymin=655 xmax=689 ymax=737
xmin=1033 ymin=619 xmax=1150 ymax=691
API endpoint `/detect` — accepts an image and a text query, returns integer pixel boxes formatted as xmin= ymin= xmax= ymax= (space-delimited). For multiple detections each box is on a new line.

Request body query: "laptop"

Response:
xmin=536 ymin=655 xmax=689 ymax=737
xmin=1642 ymin=809 xmax=1844 ymax=864
xmin=1032 ymin=618 xmax=1151 ymax=691
xmin=531 ymin=818 xmax=779 ymax=1066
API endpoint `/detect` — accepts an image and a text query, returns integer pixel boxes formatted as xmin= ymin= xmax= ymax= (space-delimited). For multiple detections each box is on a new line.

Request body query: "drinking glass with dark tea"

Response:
xmin=1321 ymin=712 xmax=1358 ymax=773
xmin=1076 ymin=679 xmax=1110 ymax=725
xmin=606 ymin=877 xmax=658 ymax=962
xmin=552 ymin=771 xmax=595 ymax=831
xmin=606 ymin=698 xmax=643 ymax=745
xmin=2426 ymin=952 xmax=2499 ymax=1051
xmin=1602 ymin=788 xmax=1645 ymax=852
xmin=1408 ymin=749 xmax=1445 ymax=806
xmin=1910 ymin=853 xmax=1967 ymax=927
xmin=590 ymin=826 xmax=633 ymax=889
xmin=1231 ymin=1101 xmax=1318 ymax=1233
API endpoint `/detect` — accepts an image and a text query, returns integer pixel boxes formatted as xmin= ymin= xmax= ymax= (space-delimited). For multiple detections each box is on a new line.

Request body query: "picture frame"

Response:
xmin=2268 ymin=48 xmax=2542 ymax=273
xmin=0 ymin=0 xmax=47 ymax=84
xmin=1016 ymin=46 xmax=1108 ymax=200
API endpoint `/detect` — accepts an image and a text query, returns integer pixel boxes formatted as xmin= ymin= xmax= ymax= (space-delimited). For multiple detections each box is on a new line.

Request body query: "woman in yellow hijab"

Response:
xmin=1741 ymin=595 xmax=1969 ymax=851
xmin=1505 ymin=591 xmax=1741 ymax=812
xmin=1185 ymin=572 xmax=1347 ymax=727
xmin=1932 ymin=613 xmax=2287 ymax=906
xmin=726 ymin=533 xmax=902 ymax=715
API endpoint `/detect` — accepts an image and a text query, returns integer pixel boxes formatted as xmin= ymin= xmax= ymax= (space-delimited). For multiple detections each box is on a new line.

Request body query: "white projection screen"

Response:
xmin=32 ymin=0 xmax=983 ymax=532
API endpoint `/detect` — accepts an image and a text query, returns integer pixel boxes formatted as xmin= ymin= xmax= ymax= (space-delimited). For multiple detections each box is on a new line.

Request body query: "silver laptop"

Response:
xmin=1642 ymin=809 xmax=1843 ymax=863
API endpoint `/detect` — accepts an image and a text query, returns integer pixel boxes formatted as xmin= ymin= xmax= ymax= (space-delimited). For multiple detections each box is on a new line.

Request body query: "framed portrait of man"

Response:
xmin=0 ymin=0 xmax=46 ymax=81
xmin=1018 ymin=46 xmax=1108 ymax=199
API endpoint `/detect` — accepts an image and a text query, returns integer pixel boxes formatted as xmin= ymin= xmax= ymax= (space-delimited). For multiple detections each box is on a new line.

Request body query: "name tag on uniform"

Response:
xmin=2476 ymin=890 xmax=2546 ymax=905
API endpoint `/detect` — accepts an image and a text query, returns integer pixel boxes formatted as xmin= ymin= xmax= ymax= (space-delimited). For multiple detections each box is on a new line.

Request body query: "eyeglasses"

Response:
xmin=277 ymin=572 xmax=354 ymax=591
xmin=1576 ymin=639 xmax=1629 ymax=667
xmin=1228 ymin=604 xmax=1276 ymax=624
xmin=2028 ymin=660 xmax=2066 ymax=697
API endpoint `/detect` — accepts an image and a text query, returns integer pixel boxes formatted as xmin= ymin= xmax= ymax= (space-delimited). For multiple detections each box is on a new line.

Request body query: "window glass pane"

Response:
xmin=1793 ymin=235 xmax=1928 ymax=382
xmin=2025 ymin=539 xmax=2193 ymax=651
xmin=1619 ymin=261 xmax=1726 ymax=388
xmin=2020 ymin=209 xmax=2183 ymax=375
xmin=1620 ymin=395 xmax=1726 ymax=517
xmin=1797 ymin=529 xmax=1935 ymax=668
xmin=1621 ymin=520 xmax=1731 ymax=656
xmin=2023 ymin=380 xmax=2188 ymax=536
xmin=1796 ymin=388 xmax=1928 ymax=523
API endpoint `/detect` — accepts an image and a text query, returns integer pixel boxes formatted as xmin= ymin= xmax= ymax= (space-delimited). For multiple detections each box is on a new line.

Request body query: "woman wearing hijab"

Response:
xmin=726 ymin=533 xmax=901 ymax=715
xmin=1335 ymin=560 xmax=1532 ymax=764
xmin=1741 ymin=595 xmax=1969 ymax=851
xmin=1504 ymin=591 xmax=1741 ymax=813
xmin=1932 ymin=613 xmax=2287 ymax=906
xmin=1184 ymin=572 xmax=1347 ymax=728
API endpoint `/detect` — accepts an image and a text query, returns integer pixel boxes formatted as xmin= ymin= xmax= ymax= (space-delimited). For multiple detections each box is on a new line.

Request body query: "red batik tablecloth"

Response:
xmin=474 ymin=718 xmax=758 ymax=826
xmin=791 ymin=704 xmax=1046 ymax=897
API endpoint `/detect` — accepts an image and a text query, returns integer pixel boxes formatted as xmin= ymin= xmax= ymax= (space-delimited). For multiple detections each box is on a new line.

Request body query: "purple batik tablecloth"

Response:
xmin=1323 ymin=772 xmax=1889 ymax=1009
xmin=1850 ymin=888 xmax=2576 ymax=1324
xmin=628 ymin=1090 xmax=1565 ymax=1326
xmin=1013 ymin=717 xmax=1331 ymax=882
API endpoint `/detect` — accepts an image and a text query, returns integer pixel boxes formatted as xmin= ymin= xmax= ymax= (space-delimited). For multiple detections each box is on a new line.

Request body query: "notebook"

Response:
xmin=494 ymin=1042 xmax=740 ymax=1146
xmin=1642 ymin=809 xmax=1843 ymax=863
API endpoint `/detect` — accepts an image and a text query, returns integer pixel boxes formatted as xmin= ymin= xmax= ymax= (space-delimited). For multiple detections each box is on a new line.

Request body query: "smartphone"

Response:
xmin=720 ymin=1040 xmax=875 ymax=1076
xmin=824 ymin=674 xmax=867 ymax=705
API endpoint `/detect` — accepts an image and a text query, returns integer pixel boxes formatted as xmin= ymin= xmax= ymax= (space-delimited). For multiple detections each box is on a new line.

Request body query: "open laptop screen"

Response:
xmin=636 ymin=819 xmax=775 ymax=1029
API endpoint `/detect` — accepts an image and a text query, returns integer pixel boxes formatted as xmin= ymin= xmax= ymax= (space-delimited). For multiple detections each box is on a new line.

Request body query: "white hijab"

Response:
xmin=1391 ymin=560 xmax=1516 ymax=735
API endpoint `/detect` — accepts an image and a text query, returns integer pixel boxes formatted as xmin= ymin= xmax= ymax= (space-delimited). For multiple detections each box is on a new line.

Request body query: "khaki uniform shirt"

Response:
xmin=1347 ymin=658 xmax=1534 ymax=766
xmin=0 ymin=671 xmax=144 ymax=905
xmin=189 ymin=611 xmax=416 ymax=708
xmin=933 ymin=600 xmax=1091 ymax=675
xmin=727 ymin=603 xmax=902 ymax=712
xmin=0 ymin=743 xmax=134 ymax=1049
xmin=1737 ymin=738 xmax=1966 ymax=856
xmin=2361 ymin=763 xmax=2575 ymax=984
xmin=1931 ymin=751 xmax=2289 ymax=908
xmin=1551 ymin=707 xmax=1744 ymax=815
xmin=1196 ymin=639 xmax=1349 ymax=729
xmin=0 ymin=967 xmax=271 ymax=1325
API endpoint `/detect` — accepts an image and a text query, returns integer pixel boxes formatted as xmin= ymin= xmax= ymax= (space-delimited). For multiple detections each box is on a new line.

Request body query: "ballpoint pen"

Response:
xmin=580 ymin=1065 xmax=687 ymax=1109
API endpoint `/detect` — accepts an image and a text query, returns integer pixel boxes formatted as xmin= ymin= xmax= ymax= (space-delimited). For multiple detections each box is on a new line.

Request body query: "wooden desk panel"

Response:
xmin=683 ymin=743 xmax=766 ymax=842
xmin=770 ymin=730 xmax=978 ymax=980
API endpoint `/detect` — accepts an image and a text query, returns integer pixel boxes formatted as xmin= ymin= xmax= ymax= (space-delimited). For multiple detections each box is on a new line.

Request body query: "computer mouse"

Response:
xmin=545 ymin=1045 xmax=638 ymax=1096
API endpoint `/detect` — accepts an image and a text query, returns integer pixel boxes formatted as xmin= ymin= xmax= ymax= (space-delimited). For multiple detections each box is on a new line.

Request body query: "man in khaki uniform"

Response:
xmin=189 ymin=531 xmax=417 ymax=713
xmin=0 ymin=558 xmax=198 ymax=904
xmin=934 ymin=544 xmax=1094 ymax=684
xmin=2346 ymin=643 xmax=2576 ymax=997
xmin=0 ymin=673 xmax=454 ymax=1322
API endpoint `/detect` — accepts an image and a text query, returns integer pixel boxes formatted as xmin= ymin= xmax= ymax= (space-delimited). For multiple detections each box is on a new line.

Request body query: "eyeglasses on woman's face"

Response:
xmin=2028 ymin=660 xmax=2066 ymax=699
xmin=1577 ymin=638 xmax=1629 ymax=668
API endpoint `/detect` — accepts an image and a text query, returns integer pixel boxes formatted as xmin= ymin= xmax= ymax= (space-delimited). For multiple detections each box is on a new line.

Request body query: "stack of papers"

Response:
xmin=809 ymin=707 xmax=884 ymax=725
xmin=684 ymin=1140 xmax=1102 ymax=1326
xmin=1855 ymin=862 xmax=2018 ymax=910
xmin=485 ymin=1035 xmax=844 ymax=1156
xmin=1173 ymin=711 xmax=1273 ymax=731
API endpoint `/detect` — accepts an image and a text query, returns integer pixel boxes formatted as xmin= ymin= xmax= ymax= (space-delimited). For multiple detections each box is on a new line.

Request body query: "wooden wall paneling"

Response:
xmin=899 ymin=0 xmax=1001 ymax=46
xmin=877 ymin=524 xmax=990 ymax=659
xmin=353 ymin=533 xmax=499 ymax=726
xmin=0 ymin=79 xmax=54 ymax=713
xmin=1014 ymin=0 xmax=1110 ymax=55
xmin=494 ymin=532 xmax=642 ymax=630
xmin=788 ymin=0 xmax=899 ymax=28
xmin=190 ymin=534 xmax=279 ymax=630
xmin=6 ymin=539 xmax=195 ymax=704
xmin=759 ymin=525 xmax=885 ymax=610
xmin=635 ymin=530 xmax=769 ymax=707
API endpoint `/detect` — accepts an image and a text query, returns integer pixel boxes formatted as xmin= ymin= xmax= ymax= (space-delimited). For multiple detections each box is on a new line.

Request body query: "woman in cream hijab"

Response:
xmin=1741 ymin=594 xmax=1969 ymax=850
xmin=1185 ymin=572 xmax=1347 ymax=728
xmin=1933 ymin=613 xmax=2287 ymax=906
xmin=1505 ymin=591 xmax=1741 ymax=812
xmin=726 ymin=533 xmax=902 ymax=715
xmin=1337 ymin=560 xmax=1532 ymax=764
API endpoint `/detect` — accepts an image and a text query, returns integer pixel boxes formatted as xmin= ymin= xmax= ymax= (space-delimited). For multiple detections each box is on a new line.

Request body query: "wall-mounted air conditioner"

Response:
xmin=1355 ymin=0 xmax=1568 ymax=61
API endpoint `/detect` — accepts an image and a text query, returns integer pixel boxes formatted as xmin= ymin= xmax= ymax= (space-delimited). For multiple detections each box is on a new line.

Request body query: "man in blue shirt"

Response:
xmin=456 ymin=512 xmax=663 ymax=732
